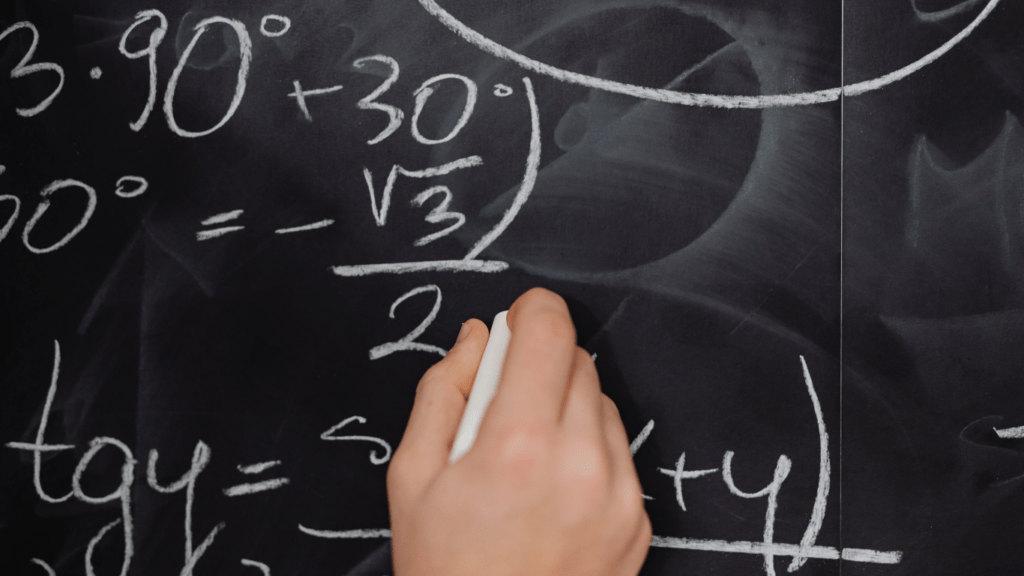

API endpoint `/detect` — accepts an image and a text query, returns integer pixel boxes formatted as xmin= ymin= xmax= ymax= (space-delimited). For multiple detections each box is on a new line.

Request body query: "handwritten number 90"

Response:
xmin=120 ymin=10 xmax=252 ymax=138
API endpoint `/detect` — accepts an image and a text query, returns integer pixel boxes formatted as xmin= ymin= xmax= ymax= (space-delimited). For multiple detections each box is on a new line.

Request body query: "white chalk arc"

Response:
xmin=415 ymin=0 xmax=1000 ymax=109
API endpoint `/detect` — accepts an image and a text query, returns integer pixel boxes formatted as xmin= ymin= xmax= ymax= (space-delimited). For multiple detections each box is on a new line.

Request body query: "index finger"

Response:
xmin=485 ymin=288 xmax=578 ymax=428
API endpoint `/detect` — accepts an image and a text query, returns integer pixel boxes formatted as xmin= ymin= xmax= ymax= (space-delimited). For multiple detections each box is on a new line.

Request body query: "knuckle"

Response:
xmin=613 ymin=476 xmax=647 ymax=520
xmin=601 ymin=394 xmax=621 ymax=419
xmin=519 ymin=287 xmax=567 ymax=311
xmin=574 ymin=347 xmax=597 ymax=373
xmin=561 ymin=437 xmax=613 ymax=498
xmin=416 ymin=362 xmax=454 ymax=397
xmin=385 ymin=450 xmax=411 ymax=493
xmin=490 ymin=422 xmax=551 ymax=474
xmin=524 ymin=308 xmax=576 ymax=347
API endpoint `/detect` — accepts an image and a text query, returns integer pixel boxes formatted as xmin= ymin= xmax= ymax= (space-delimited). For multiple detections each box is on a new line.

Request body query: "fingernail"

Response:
xmin=455 ymin=322 xmax=472 ymax=345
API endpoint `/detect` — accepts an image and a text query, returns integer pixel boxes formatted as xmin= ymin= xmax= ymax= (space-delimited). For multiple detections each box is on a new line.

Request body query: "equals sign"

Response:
xmin=197 ymin=209 xmax=245 ymax=241
xmin=223 ymin=460 xmax=290 ymax=497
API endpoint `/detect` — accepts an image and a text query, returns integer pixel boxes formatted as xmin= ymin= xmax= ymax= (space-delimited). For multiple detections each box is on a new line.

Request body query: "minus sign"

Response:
xmin=994 ymin=426 xmax=1024 ymax=439
xmin=275 ymin=219 xmax=334 ymax=234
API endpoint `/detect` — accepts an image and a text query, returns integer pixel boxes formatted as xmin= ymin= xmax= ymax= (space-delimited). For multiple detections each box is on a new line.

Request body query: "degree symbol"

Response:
xmin=115 ymin=176 xmax=149 ymax=198
xmin=260 ymin=15 xmax=292 ymax=38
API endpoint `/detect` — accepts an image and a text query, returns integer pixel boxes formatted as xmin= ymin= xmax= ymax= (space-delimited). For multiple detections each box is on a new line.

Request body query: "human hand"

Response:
xmin=387 ymin=288 xmax=652 ymax=576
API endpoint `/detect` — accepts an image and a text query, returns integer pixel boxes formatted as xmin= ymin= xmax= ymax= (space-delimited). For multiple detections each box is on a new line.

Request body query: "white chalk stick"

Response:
xmin=449 ymin=311 xmax=511 ymax=463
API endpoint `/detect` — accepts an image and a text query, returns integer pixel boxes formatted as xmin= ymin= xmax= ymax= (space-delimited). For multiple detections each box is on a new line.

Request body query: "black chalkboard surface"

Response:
xmin=2 ymin=0 xmax=1022 ymax=574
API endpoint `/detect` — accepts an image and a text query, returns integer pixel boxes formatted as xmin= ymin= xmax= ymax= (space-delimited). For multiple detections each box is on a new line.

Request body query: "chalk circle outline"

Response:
xmin=414 ymin=0 xmax=1001 ymax=109
xmin=115 ymin=176 xmax=149 ymax=198
xmin=260 ymin=15 xmax=292 ymax=37
xmin=493 ymin=83 xmax=513 ymax=97
xmin=0 ymin=195 xmax=20 ymax=244
xmin=21 ymin=179 xmax=97 ymax=254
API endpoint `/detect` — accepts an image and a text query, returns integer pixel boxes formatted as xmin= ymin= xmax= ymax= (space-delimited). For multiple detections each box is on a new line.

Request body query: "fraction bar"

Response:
xmin=994 ymin=426 xmax=1024 ymax=439
xmin=650 ymin=536 xmax=902 ymax=564
xmin=298 ymin=525 xmax=393 ymax=538
xmin=331 ymin=260 xmax=508 ymax=276
xmin=292 ymin=525 xmax=901 ymax=564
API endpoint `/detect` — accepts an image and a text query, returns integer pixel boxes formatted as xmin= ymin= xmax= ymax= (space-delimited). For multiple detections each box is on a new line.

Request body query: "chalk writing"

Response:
xmin=238 ymin=460 xmax=282 ymax=474
xmin=411 ymin=73 xmax=478 ymax=145
xmin=275 ymin=219 xmax=335 ymax=234
xmin=21 ymin=179 xmax=98 ymax=254
xmin=119 ymin=10 xmax=168 ymax=131
xmin=148 ymin=441 xmax=224 ymax=576
xmin=223 ymin=478 xmax=290 ymax=497
xmin=369 ymin=284 xmax=446 ymax=360
xmin=73 ymin=437 xmax=136 ymax=576
xmin=5 ymin=341 xmax=75 ymax=502
xmin=115 ymin=175 xmax=149 ymax=198
xmin=410 ymin=185 xmax=466 ymax=246
xmin=164 ymin=17 xmax=252 ymax=138
xmin=198 ymin=209 xmax=245 ymax=241
xmin=658 ymin=453 xmax=717 ymax=512
xmin=321 ymin=416 xmax=393 ymax=465
xmin=289 ymin=80 xmax=344 ymax=122
xmin=354 ymin=55 xmax=404 ymax=145
xmin=0 ymin=22 xmax=65 ymax=117
xmin=363 ymin=156 xmax=482 ymax=227
xmin=332 ymin=76 xmax=539 ymax=276
xmin=260 ymin=15 xmax=291 ymax=37
xmin=414 ymin=0 xmax=1000 ymax=108
xmin=5 ymin=344 xmax=904 ymax=575
xmin=994 ymin=425 xmax=1024 ymax=439
xmin=241 ymin=559 xmax=272 ymax=575
xmin=0 ymin=195 xmax=21 ymax=245
xmin=30 ymin=558 xmax=55 ymax=576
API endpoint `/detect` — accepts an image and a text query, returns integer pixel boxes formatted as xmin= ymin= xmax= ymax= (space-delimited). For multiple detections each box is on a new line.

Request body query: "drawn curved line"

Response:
xmin=30 ymin=559 xmax=56 ymax=576
xmin=912 ymin=0 xmax=985 ymax=22
xmin=321 ymin=416 xmax=393 ymax=464
xmin=241 ymin=559 xmax=271 ymax=576
xmin=415 ymin=0 xmax=1000 ymax=108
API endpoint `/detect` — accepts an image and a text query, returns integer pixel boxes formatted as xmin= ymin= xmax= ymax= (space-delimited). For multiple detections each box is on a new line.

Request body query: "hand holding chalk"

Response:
xmin=386 ymin=288 xmax=651 ymax=576
xmin=448 ymin=310 xmax=511 ymax=463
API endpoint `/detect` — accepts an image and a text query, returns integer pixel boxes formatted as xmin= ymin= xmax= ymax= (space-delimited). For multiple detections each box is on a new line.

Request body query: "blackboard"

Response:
xmin=2 ymin=0 xmax=1023 ymax=574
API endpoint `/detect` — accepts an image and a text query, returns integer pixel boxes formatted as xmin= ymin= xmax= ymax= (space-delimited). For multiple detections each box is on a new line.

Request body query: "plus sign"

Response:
xmin=658 ymin=452 xmax=718 ymax=512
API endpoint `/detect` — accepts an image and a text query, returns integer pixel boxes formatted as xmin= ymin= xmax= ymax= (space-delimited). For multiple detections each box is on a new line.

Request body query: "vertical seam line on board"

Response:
xmin=838 ymin=17 xmax=845 ymax=576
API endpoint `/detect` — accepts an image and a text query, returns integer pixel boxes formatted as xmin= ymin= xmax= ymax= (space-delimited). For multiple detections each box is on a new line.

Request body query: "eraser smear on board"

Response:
xmin=449 ymin=311 xmax=511 ymax=463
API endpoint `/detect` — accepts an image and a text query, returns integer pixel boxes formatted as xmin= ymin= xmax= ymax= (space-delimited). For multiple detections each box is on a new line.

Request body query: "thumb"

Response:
xmin=392 ymin=319 xmax=489 ymax=486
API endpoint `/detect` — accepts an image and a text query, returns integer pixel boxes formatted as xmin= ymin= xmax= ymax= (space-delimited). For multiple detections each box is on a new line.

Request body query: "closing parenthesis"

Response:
xmin=164 ymin=17 xmax=252 ymax=138
xmin=0 ymin=195 xmax=21 ymax=245
xmin=22 ymin=179 xmax=97 ymax=254
xmin=321 ymin=416 xmax=393 ymax=465
xmin=0 ymin=22 xmax=65 ymax=117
